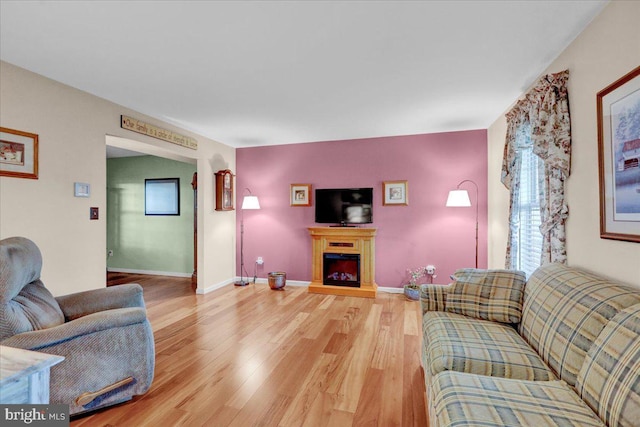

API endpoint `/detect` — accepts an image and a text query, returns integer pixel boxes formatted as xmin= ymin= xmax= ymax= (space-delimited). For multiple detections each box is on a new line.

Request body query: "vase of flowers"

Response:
xmin=404 ymin=266 xmax=427 ymax=301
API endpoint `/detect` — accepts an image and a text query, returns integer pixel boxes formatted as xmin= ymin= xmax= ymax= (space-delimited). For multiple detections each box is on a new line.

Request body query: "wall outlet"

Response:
xmin=426 ymin=265 xmax=436 ymax=275
xmin=256 ymin=257 xmax=264 ymax=265
xmin=108 ymin=250 xmax=114 ymax=257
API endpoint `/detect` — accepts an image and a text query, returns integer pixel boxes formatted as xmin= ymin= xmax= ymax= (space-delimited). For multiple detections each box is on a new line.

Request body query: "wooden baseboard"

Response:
xmin=308 ymin=281 xmax=377 ymax=298
xmin=107 ymin=268 xmax=191 ymax=278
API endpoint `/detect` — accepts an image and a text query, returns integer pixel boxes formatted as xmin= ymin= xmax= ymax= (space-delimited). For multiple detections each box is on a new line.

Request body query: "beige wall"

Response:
xmin=488 ymin=1 xmax=640 ymax=287
xmin=0 ymin=61 xmax=236 ymax=295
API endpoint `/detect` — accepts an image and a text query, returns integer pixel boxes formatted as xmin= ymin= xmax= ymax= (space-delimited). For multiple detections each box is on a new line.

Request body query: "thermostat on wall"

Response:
xmin=74 ymin=182 xmax=90 ymax=197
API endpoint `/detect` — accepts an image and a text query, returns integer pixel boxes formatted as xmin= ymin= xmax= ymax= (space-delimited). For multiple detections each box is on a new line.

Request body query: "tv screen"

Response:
xmin=315 ymin=188 xmax=373 ymax=225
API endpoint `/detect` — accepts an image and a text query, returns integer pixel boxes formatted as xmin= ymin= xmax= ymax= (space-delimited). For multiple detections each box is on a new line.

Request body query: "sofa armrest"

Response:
xmin=420 ymin=284 xmax=451 ymax=314
xmin=55 ymin=283 xmax=145 ymax=321
xmin=0 ymin=307 xmax=148 ymax=350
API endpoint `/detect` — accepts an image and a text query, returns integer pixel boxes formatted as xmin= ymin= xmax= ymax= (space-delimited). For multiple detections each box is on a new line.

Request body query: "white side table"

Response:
xmin=0 ymin=345 xmax=64 ymax=404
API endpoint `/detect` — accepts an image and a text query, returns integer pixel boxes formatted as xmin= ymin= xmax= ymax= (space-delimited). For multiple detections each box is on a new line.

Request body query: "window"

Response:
xmin=511 ymin=125 xmax=543 ymax=277
xmin=145 ymin=178 xmax=180 ymax=215
xmin=502 ymin=71 xmax=570 ymax=270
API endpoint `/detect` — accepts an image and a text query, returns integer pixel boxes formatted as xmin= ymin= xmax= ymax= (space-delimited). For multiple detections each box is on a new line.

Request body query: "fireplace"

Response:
xmin=308 ymin=227 xmax=377 ymax=298
xmin=323 ymin=253 xmax=360 ymax=287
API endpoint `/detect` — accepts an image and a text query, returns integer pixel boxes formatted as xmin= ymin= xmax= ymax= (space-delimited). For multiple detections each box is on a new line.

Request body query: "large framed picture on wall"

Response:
xmin=597 ymin=65 xmax=640 ymax=243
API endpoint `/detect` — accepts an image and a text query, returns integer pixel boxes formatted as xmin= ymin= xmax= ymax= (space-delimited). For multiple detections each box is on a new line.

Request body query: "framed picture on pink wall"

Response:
xmin=597 ymin=65 xmax=640 ymax=243
xmin=291 ymin=183 xmax=312 ymax=206
xmin=0 ymin=127 xmax=39 ymax=180
xmin=383 ymin=180 xmax=408 ymax=206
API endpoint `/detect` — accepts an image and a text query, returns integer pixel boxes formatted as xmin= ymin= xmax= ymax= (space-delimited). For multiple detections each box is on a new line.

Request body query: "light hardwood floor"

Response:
xmin=71 ymin=274 xmax=427 ymax=426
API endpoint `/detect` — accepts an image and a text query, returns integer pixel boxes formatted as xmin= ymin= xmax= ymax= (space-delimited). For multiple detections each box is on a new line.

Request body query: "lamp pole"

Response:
xmin=452 ymin=179 xmax=479 ymax=268
xmin=235 ymin=188 xmax=260 ymax=286
xmin=236 ymin=211 xmax=247 ymax=286
xmin=460 ymin=180 xmax=478 ymax=269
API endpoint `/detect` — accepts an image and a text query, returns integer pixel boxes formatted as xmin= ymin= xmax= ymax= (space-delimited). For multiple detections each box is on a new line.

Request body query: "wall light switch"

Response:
xmin=90 ymin=207 xmax=99 ymax=220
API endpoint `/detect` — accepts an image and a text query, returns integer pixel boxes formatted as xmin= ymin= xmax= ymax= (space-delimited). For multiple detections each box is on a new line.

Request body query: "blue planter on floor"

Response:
xmin=404 ymin=286 xmax=420 ymax=301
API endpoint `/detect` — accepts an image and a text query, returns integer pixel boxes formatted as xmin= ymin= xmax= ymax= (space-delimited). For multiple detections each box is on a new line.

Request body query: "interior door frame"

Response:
xmin=105 ymin=134 xmax=199 ymax=291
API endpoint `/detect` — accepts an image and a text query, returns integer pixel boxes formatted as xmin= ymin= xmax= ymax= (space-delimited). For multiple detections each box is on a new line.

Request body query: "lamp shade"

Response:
xmin=446 ymin=190 xmax=471 ymax=207
xmin=242 ymin=195 xmax=261 ymax=210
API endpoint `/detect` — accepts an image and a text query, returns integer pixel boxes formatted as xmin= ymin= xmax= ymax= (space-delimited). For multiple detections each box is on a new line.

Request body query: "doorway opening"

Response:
xmin=106 ymin=135 xmax=198 ymax=291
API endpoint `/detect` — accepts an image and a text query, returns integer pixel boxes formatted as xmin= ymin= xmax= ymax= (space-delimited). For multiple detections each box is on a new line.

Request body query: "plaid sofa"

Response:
xmin=421 ymin=263 xmax=640 ymax=427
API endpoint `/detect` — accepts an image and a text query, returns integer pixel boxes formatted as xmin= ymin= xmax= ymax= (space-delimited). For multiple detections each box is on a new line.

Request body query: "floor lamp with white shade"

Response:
xmin=235 ymin=188 xmax=260 ymax=286
xmin=446 ymin=179 xmax=479 ymax=269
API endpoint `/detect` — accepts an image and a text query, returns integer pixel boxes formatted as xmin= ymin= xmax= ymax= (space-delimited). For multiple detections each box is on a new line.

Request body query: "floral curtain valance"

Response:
xmin=501 ymin=70 xmax=571 ymax=268
xmin=530 ymin=71 xmax=571 ymax=176
xmin=501 ymin=70 xmax=571 ymax=188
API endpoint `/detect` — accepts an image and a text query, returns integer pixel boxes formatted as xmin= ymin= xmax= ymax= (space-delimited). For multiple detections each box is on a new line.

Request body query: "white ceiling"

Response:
xmin=0 ymin=1 xmax=607 ymax=148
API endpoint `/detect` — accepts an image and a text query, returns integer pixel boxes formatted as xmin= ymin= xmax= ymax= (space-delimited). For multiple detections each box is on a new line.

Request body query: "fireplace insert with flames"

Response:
xmin=323 ymin=253 xmax=360 ymax=287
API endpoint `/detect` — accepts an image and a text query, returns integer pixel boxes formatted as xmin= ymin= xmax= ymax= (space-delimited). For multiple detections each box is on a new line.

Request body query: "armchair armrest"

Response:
xmin=420 ymin=284 xmax=451 ymax=314
xmin=56 ymin=283 xmax=145 ymax=321
xmin=0 ymin=307 xmax=148 ymax=350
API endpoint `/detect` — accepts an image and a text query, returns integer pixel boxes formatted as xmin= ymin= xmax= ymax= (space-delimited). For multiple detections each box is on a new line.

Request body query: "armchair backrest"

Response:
xmin=0 ymin=236 xmax=64 ymax=341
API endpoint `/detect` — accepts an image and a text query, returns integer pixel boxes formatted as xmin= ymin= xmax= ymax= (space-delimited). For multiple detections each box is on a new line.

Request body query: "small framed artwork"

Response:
xmin=74 ymin=182 xmax=91 ymax=198
xmin=383 ymin=180 xmax=408 ymax=206
xmin=597 ymin=65 xmax=640 ymax=242
xmin=145 ymin=178 xmax=180 ymax=216
xmin=291 ymin=184 xmax=312 ymax=206
xmin=0 ymin=127 xmax=39 ymax=179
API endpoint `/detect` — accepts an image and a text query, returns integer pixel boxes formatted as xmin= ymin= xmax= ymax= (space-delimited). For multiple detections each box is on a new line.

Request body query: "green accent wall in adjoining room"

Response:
xmin=107 ymin=155 xmax=196 ymax=275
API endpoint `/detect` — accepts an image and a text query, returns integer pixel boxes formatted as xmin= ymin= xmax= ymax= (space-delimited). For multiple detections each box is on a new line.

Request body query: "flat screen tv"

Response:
xmin=315 ymin=188 xmax=373 ymax=225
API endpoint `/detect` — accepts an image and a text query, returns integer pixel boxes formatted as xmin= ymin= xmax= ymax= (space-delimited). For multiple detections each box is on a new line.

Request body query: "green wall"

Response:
xmin=107 ymin=155 xmax=196 ymax=275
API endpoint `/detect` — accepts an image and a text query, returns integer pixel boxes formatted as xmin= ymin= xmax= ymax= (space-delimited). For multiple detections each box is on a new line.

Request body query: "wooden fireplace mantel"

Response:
xmin=308 ymin=227 xmax=377 ymax=298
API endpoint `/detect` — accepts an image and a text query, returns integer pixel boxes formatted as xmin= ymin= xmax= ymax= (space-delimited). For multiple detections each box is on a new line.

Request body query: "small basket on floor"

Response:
xmin=268 ymin=272 xmax=286 ymax=290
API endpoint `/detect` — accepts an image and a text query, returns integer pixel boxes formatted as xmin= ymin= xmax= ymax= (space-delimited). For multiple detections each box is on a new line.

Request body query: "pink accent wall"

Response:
xmin=236 ymin=129 xmax=488 ymax=287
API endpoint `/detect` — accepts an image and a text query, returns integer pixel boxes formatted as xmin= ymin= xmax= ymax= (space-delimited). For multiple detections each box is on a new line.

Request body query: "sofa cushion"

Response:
xmin=519 ymin=263 xmax=640 ymax=388
xmin=423 ymin=311 xmax=555 ymax=381
xmin=432 ymin=371 xmax=605 ymax=427
xmin=446 ymin=268 xmax=526 ymax=324
xmin=576 ymin=304 xmax=640 ymax=427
